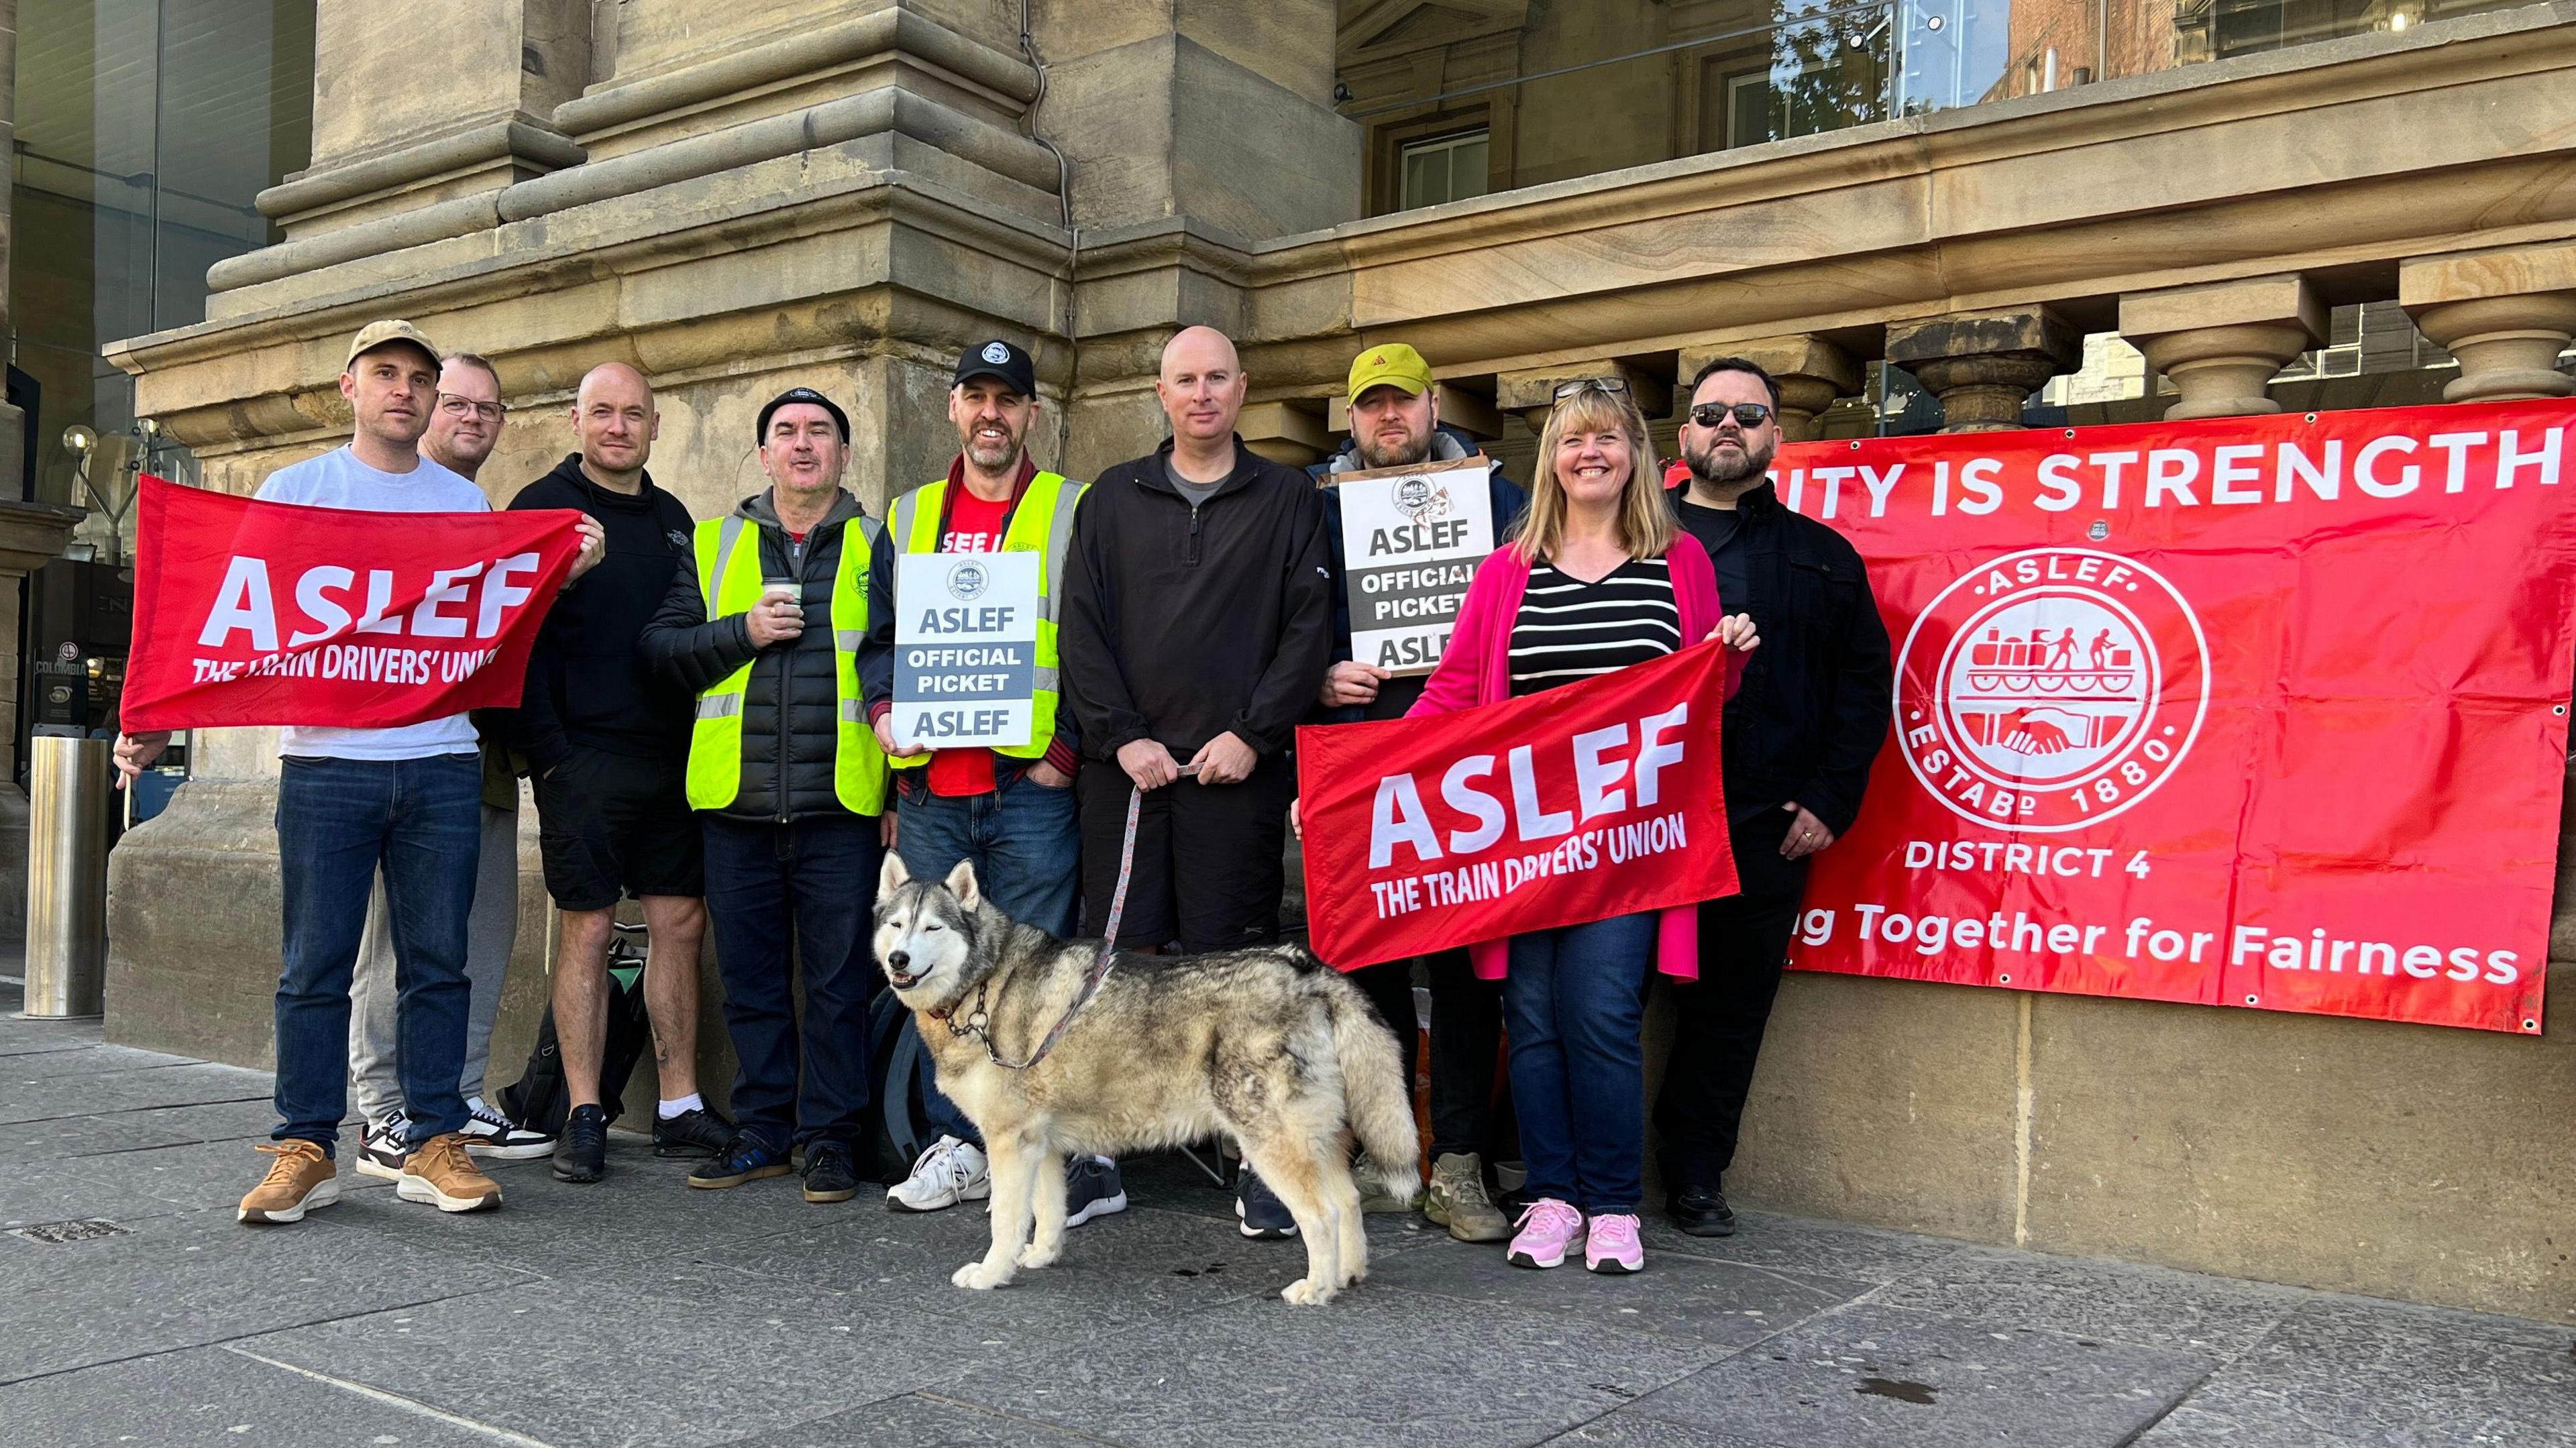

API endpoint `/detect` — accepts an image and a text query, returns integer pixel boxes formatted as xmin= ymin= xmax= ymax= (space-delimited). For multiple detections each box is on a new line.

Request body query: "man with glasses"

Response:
xmin=505 ymin=362 xmax=729 ymax=1184
xmin=344 ymin=355 xmax=590 ymax=1181
xmin=1656 ymin=356 xmax=1892 ymax=1237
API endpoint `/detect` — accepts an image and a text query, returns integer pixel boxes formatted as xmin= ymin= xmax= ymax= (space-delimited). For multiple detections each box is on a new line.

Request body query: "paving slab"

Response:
xmin=936 ymin=1290 xmax=1721 ymax=1448
xmin=1639 ymin=1209 xmax=1972 ymax=1286
xmin=58 ymin=1135 xmax=397 ymax=1215
xmin=0 ymin=1097 xmax=285 ymax=1164
xmin=1366 ymin=1234 xmax=1870 ymax=1349
xmin=237 ymin=1275 xmax=1006 ymax=1448
xmin=0 ymin=1042 xmax=211 ymax=1078
xmin=1621 ymin=1301 xmax=2220 ymax=1448
xmin=0 ymin=1345 xmax=503 ymax=1447
xmin=0 ymin=1160 xmax=209 ymax=1230
xmin=1539 ymin=1411 xmax=1779 ymax=1447
xmin=1872 ymin=1243 xmax=2310 ymax=1355
xmin=0 ymin=1205 xmax=533 ymax=1386
xmin=2133 ymin=1294 xmax=2576 ymax=1447
xmin=724 ymin=1392 xmax=1121 ymax=1447
xmin=0 ymin=1060 xmax=272 ymax=1125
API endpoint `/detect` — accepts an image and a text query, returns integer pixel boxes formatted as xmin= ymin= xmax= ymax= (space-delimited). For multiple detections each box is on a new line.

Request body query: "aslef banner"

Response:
xmin=892 ymin=551 xmax=1041 ymax=749
xmin=123 ymin=476 xmax=584 ymax=730
xmin=1782 ymin=398 xmax=2576 ymax=1034
xmin=1297 ymin=641 xmax=1739 ymax=970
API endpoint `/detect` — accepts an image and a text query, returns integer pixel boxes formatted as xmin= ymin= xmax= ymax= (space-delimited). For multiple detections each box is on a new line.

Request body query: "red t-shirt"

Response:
xmin=926 ymin=488 xmax=1016 ymax=796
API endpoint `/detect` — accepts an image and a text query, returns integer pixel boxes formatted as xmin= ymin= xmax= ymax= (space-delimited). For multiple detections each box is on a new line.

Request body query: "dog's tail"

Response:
xmin=1316 ymin=971 xmax=1424 ymax=1206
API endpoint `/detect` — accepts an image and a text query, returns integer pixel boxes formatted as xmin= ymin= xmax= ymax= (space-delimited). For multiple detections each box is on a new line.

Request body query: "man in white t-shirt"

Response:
xmin=116 ymin=320 xmax=593 ymax=1225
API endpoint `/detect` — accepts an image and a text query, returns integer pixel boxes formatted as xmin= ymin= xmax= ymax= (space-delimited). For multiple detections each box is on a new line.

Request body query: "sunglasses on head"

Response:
xmin=1688 ymin=402 xmax=1773 ymax=429
xmin=1552 ymin=376 xmax=1631 ymax=401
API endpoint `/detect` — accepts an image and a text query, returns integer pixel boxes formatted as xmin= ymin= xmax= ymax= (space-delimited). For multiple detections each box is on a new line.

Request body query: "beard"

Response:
xmin=1684 ymin=433 xmax=1775 ymax=489
xmin=1355 ymin=429 xmax=1432 ymax=470
xmin=965 ymin=434 xmax=1023 ymax=472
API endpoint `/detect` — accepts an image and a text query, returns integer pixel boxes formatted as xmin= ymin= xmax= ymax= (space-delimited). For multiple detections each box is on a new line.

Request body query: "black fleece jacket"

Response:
xmin=639 ymin=488 xmax=881 ymax=822
xmin=1058 ymin=436 xmax=1333 ymax=761
xmin=502 ymin=455 xmax=697 ymax=772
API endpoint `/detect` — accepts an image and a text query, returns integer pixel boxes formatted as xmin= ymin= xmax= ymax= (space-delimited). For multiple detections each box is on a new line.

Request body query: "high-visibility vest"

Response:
xmin=881 ymin=471 xmax=1087 ymax=767
xmin=684 ymin=509 xmax=889 ymax=816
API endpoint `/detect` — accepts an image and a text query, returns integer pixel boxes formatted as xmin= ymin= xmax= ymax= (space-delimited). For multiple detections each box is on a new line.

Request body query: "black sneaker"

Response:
xmin=802 ymin=1139 xmax=859 ymax=1204
xmin=652 ymin=1106 xmax=735 ymax=1160
xmin=1235 ymin=1163 xmax=1298 ymax=1240
xmin=355 ymin=1110 xmax=411 ymax=1182
xmin=1666 ymin=1183 xmax=1737 ymax=1237
xmin=551 ymin=1104 xmax=608 ymax=1184
xmin=688 ymin=1135 xmax=793 ymax=1189
xmin=1065 ymin=1155 xmax=1128 ymax=1228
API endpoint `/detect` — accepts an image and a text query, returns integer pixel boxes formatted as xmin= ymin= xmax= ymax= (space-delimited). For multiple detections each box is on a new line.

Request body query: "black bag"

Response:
xmin=862 ymin=989 xmax=938 ymax=1184
xmin=497 ymin=925 xmax=655 ymax=1133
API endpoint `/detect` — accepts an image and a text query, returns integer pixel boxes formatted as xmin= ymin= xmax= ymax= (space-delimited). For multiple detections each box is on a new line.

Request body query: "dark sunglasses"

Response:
xmin=1553 ymin=376 xmax=1631 ymax=401
xmin=1688 ymin=402 xmax=1773 ymax=429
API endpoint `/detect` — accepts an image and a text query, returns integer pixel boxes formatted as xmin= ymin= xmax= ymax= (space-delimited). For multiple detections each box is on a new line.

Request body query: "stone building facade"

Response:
xmin=76 ymin=0 xmax=2576 ymax=1320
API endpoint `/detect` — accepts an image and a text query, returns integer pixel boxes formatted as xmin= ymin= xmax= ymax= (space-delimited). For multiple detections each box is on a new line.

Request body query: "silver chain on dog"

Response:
xmin=943 ymin=781 xmax=1148 ymax=1071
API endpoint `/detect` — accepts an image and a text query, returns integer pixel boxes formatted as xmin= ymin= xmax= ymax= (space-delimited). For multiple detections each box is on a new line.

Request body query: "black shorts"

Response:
xmin=1077 ymin=751 xmax=1293 ymax=953
xmin=533 ymin=747 xmax=704 ymax=911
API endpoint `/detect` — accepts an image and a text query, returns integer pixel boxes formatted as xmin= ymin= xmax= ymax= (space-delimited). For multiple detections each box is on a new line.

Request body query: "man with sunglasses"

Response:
xmin=1657 ymin=357 xmax=1892 ymax=1237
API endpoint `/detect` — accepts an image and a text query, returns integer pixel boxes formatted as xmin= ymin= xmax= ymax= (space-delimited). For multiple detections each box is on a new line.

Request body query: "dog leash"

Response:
xmin=945 ymin=767 xmax=1191 ymax=1071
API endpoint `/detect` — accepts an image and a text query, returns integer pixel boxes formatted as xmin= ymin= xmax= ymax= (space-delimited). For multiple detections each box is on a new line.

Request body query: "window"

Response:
xmin=1397 ymin=129 xmax=1490 ymax=210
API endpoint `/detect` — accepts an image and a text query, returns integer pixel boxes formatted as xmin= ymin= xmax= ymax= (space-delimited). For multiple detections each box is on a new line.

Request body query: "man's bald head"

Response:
xmin=570 ymin=361 xmax=659 ymax=488
xmin=1156 ymin=325 xmax=1248 ymax=447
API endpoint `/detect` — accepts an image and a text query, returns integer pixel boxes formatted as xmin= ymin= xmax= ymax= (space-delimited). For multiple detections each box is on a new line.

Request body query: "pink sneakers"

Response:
xmin=1585 ymin=1212 xmax=1645 ymax=1274
xmin=1507 ymin=1198 xmax=1587 ymax=1268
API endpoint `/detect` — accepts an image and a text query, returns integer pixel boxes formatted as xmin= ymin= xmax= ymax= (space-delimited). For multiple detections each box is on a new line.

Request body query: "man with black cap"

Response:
xmin=641 ymin=385 xmax=890 ymax=1206
xmin=857 ymin=340 xmax=1122 ymax=1225
xmin=117 ymin=321 xmax=592 ymax=1225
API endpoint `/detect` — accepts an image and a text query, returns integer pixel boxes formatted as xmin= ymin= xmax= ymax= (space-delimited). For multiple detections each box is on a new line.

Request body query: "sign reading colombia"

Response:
xmin=1783 ymin=399 xmax=2576 ymax=1034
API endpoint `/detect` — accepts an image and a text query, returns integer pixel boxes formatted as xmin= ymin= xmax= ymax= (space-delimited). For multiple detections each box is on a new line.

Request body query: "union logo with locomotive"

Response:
xmin=1894 ymin=547 xmax=2208 ymax=832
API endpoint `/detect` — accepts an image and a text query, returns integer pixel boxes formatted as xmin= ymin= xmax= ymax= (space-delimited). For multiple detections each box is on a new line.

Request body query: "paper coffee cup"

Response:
xmin=761 ymin=579 xmax=801 ymax=608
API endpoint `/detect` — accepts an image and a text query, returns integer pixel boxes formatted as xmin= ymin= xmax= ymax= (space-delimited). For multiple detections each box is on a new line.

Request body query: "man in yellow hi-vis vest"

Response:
xmin=641 ymin=386 xmax=888 ymax=1207
xmin=855 ymin=340 xmax=1126 ymax=1225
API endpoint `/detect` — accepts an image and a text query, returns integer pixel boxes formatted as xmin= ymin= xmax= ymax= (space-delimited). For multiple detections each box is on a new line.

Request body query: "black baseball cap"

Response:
xmin=953 ymin=339 xmax=1036 ymax=397
xmin=756 ymin=386 xmax=850 ymax=445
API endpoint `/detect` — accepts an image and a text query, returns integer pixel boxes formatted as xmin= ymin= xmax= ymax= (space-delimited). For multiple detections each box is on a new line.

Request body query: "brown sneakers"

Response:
xmin=396 ymin=1131 xmax=504 ymax=1213
xmin=237 ymin=1139 xmax=341 ymax=1225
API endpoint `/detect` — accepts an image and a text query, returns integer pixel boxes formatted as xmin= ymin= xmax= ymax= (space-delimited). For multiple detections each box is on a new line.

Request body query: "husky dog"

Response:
xmin=873 ymin=856 xmax=1419 ymax=1305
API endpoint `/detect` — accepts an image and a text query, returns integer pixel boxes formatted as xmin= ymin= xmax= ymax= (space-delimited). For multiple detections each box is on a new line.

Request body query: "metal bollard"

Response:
xmin=23 ymin=733 xmax=113 ymax=1018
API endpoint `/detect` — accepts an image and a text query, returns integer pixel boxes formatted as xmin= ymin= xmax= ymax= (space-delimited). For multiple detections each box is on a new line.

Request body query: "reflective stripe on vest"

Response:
xmin=881 ymin=471 xmax=1086 ymax=767
xmin=684 ymin=510 xmax=889 ymax=815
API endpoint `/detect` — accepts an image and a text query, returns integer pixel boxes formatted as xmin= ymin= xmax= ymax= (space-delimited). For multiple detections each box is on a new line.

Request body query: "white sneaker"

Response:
xmin=355 ymin=1110 xmax=411 ymax=1182
xmin=888 ymin=1135 xmax=989 ymax=1213
xmin=460 ymin=1103 xmax=555 ymax=1160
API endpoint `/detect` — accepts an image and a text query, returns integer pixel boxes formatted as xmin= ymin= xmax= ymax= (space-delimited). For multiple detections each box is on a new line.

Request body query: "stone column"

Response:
xmin=1886 ymin=307 xmax=2082 ymax=433
xmin=2118 ymin=275 xmax=2325 ymax=420
xmin=0 ymin=504 xmax=82 ymax=942
xmin=1678 ymin=336 xmax=1863 ymax=442
xmin=1239 ymin=401 xmax=1330 ymax=467
xmin=1495 ymin=361 xmax=1672 ymax=434
xmin=2402 ymin=241 xmax=2576 ymax=403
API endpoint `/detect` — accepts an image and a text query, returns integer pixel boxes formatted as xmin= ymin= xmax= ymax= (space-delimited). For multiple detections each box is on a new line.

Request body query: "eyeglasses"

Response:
xmin=1553 ymin=376 xmax=1631 ymax=401
xmin=437 ymin=395 xmax=504 ymax=422
xmin=1688 ymin=402 xmax=1773 ymax=430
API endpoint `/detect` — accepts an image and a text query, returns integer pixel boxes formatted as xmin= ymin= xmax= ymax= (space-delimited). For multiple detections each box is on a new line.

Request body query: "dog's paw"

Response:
xmin=1016 ymin=1241 xmax=1061 ymax=1270
xmin=952 ymin=1260 xmax=1014 ymax=1291
xmin=1280 ymin=1277 xmax=1338 ymax=1306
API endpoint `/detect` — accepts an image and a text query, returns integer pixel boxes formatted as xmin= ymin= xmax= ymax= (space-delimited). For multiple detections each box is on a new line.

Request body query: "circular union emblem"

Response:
xmin=945 ymin=560 xmax=989 ymax=600
xmin=981 ymin=341 xmax=1012 ymax=365
xmin=56 ymin=641 xmax=78 ymax=662
xmin=1895 ymin=547 xmax=2206 ymax=833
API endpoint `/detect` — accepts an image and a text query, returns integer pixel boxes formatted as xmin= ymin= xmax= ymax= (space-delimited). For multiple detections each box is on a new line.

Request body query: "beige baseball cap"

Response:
xmin=344 ymin=319 xmax=441 ymax=373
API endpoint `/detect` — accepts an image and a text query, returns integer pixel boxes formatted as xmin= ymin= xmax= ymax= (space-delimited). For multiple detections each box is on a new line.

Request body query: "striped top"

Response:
xmin=1507 ymin=556 xmax=1681 ymax=697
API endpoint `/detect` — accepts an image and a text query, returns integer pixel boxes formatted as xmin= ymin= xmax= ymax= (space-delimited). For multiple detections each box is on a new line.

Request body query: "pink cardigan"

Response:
xmin=1407 ymin=535 xmax=1735 ymax=982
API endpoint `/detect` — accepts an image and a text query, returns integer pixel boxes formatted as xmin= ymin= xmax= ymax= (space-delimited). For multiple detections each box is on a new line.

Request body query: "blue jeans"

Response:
xmin=896 ymin=769 xmax=1080 ymax=1142
xmin=702 ymin=813 xmax=883 ymax=1153
xmin=274 ymin=753 xmax=483 ymax=1153
xmin=1504 ymin=912 xmax=1658 ymax=1214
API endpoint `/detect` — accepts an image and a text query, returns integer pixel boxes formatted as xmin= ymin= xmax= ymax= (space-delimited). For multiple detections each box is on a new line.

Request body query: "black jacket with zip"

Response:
xmin=639 ymin=488 xmax=881 ymax=822
xmin=1059 ymin=435 xmax=1334 ymax=761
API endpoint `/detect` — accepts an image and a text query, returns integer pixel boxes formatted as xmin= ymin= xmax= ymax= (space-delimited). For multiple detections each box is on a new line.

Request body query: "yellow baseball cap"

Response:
xmin=1346 ymin=343 xmax=1434 ymax=405
xmin=345 ymin=319 xmax=440 ymax=373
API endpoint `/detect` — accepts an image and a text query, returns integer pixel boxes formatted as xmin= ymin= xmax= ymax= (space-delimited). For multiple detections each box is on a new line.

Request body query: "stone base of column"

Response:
xmin=2120 ymin=275 xmax=2325 ymax=421
xmin=1888 ymin=307 xmax=2081 ymax=433
xmin=2401 ymin=242 xmax=2576 ymax=404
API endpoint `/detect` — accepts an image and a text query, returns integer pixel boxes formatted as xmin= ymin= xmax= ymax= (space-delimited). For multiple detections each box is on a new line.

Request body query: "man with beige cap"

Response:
xmin=117 ymin=321 xmax=567 ymax=1225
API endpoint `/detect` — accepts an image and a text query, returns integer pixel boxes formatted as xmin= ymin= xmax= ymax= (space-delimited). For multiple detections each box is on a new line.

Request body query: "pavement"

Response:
xmin=3 ymin=983 xmax=2572 ymax=1448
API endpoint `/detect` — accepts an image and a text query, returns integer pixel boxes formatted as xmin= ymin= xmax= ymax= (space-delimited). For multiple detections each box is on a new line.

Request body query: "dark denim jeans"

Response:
xmin=702 ymin=812 xmax=883 ymax=1153
xmin=274 ymin=753 xmax=483 ymax=1153
xmin=896 ymin=769 xmax=1081 ymax=1143
xmin=1504 ymin=911 xmax=1659 ymax=1214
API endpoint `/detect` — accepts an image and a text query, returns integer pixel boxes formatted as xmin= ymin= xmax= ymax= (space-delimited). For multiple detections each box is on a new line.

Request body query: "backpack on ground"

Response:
xmin=497 ymin=923 xmax=656 ymax=1133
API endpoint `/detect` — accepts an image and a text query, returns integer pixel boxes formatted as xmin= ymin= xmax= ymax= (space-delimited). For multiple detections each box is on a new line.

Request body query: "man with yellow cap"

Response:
xmin=1307 ymin=342 xmax=1527 ymax=1244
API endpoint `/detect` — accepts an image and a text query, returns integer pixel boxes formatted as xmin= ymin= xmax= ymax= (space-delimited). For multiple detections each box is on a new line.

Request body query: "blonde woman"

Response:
xmin=1407 ymin=378 xmax=1758 ymax=1274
